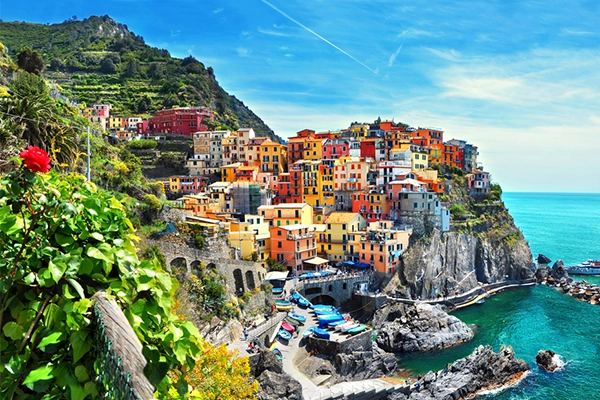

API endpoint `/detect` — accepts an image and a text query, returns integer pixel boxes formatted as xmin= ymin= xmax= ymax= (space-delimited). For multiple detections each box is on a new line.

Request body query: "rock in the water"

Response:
xmin=535 ymin=266 xmax=550 ymax=283
xmin=376 ymin=303 xmax=473 ymax=353
xmin=536 ymin=349 xmax=561 ymax=372
xmin=334 ymin=342 xmax=398 ymax=381
xmin=388 ymin=345 xmax=530 ymax=400
xmin=551 ymin=260 xmax=569 ymax=280
xmin=537 ymin=254 xmax=552 ymax=265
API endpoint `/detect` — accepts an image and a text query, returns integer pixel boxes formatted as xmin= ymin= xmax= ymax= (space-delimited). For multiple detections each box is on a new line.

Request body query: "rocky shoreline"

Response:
xmin=536 ymin=260 xmax=600 ymax=305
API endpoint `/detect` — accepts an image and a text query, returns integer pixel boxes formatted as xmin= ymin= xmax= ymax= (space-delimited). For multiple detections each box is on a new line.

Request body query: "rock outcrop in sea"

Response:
xmin=250 ymin=350 xmax=304 ymax=400
xmin=387 ymin=345 xmax=530 ymax=400
xmin=536 ymin=350 xmax=561 ymax=373
xmin=373 ymin=302 xmax=473 ymax=353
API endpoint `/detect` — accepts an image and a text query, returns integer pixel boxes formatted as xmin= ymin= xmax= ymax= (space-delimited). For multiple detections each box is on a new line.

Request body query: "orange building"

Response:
xmin=270 ymin=225 xmax=318 ymax=273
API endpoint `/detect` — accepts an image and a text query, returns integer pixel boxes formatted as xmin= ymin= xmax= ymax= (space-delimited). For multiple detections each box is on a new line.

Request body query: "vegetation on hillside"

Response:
xmin=0 ymin=15 xmax=282 ymax=142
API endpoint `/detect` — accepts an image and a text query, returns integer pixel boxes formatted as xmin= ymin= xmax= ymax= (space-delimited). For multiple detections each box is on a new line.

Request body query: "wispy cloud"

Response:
xmin=398 ymin=28 xmax=436 ymax=38
xmin=388 ymin=44 xmax=403 ymax=67
xmin=260 ymin=0 xmax=377 ymax=74
xmin=561 ymin=28 xmax=596 ymax=36
xmin=426 ymin=48 xmax=465 ymax=62
xmin=237 ymin=47 xmax=251 ymax=57
xmin=170 ymin=30 xmax=181 ymax=38
xmin=213 ymin=8 xmax=224 ymax=14
xmin=258 ymin=27 xmax=289 ymax=37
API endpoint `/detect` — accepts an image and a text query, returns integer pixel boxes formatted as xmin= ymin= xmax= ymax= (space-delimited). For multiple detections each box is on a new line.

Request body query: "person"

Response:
xmin=243 ymin=327 xmax=248 ymax=340
xmin=443 ymin=364 xmax=449 ymax=375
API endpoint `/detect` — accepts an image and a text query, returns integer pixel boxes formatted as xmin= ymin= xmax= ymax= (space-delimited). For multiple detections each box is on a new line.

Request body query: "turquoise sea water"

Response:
xmin=399 ymin=192 xmax=600 ymax=399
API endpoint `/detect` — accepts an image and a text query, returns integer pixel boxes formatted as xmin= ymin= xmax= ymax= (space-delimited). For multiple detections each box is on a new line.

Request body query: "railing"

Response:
xmin=246 ymin=312 xmax=287 ymax=341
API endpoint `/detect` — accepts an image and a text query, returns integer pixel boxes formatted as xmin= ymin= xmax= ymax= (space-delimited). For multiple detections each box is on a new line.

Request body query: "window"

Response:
xmin=277 ymin=230 xmax=282 ymax=236
xmin=277 ymin=241 xmax=282 ymax=248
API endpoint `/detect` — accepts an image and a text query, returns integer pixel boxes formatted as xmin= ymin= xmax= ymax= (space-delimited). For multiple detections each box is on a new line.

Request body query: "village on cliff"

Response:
xmin=85 ymin=104 xmax=491 ymax=280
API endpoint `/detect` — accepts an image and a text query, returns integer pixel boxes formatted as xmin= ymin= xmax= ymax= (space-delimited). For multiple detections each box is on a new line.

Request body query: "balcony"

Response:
xmin=320 ymin=238 xmax=348 ymax=244
xmin=287 ymin=232 xmax=316 ymax=240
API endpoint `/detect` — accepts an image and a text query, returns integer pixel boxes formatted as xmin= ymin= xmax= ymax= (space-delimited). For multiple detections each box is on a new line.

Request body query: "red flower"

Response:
xmin=20 ymin=146 xmax=52 ymax=173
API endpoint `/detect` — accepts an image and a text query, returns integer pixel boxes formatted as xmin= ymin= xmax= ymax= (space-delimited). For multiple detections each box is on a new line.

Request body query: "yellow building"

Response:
xmin=221 ymin=162 xmax=242 ymax=183
xmin=349 ymin=123 xmax=369 ymax=140
xmin=247 ymin=137 xmax=268 ymax=167
xmin=411 ymin=149 xmax=429 ymax=171
xmin=108 ymin=116 xmax=124 ymax=131
xmin=260 ymin=139 xmax=287 ymax=175
xmin=303 ymin=137 xmax=325 ymax=162
xmin=321 ymin=212 xmax=367 ymax=262
xmin=258 ymin=203 xmax=313 ymax=227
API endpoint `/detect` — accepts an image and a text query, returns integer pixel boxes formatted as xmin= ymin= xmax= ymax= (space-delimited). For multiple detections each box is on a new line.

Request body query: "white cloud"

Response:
xmin=426 ymin=48 xmax=465 ymax=62
xmin=398 ymin=28 xmax=436 ymax=38
xmin=561 ymin=28 xmax=596 ymax=36
xmin=170 ymin=30 xmax=181 ymax=38
xmin=237 ymin=47 xmax=251 ymax=57
xmin=388 ymin=44 xmax=403 ymax=67
xmin=258 ymin=27 xmax=289 ymax=37
xmin=213 ymin=8 xmax=224 ymax=14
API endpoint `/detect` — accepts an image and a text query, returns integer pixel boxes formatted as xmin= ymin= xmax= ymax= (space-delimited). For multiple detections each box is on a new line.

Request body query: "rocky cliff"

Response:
xmin=374 ymin=302 xmax=473 ymax=353
xmin=385 ymin=197 xmax=535 ymax=299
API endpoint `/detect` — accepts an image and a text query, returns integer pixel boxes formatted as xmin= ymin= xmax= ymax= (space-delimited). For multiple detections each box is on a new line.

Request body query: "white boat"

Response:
xmin=335 ymin=321 xmax=354 ymax=332
xmin=564 ymin=259 xmax=600 ymax=275
xmin=339 ymin=323 xmax=360 ymax=333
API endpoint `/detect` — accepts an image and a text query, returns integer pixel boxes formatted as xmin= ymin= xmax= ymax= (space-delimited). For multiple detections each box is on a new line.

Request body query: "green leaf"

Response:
xmin=22 ymin=364 xmax=55 ymax=384
xmin=70 ymin=330 xmax=91 ymax=363
xmin=90 ymin=232 xmax=104 ymax=241
xmin=86 ymin=246 xmax=112 ymax=264
xmin=74 ymin=365 xmax=89 ymax=382
xmin=0 ymin=214 xmax=20 ymax=235
xmin=55 ymin=232 xmax=74 ymax=247
xmin=67 ymin=278 xmax=85 ymax=299
xmin=3 ymin=321 xmax=23 ymax=340
xmin=37 ymin=332 xmax=64 ymax=348
xmin=48 ymin=259 xmax=67 ymax=284
xmin=23 ymin=272 xmax=36 ymax=285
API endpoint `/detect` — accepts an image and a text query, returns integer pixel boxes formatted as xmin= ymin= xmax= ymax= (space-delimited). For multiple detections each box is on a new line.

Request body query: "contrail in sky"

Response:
xmin=260 ymin=0 xmax=378 ymax=74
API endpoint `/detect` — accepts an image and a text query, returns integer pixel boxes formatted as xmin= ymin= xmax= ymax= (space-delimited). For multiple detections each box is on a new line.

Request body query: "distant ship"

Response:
xmin=564 ymin=259 xmax=600 ymax=275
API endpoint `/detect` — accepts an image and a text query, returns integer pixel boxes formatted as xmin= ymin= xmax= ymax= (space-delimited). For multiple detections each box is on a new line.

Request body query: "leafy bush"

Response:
xmin=450 ymin=203 xmax=467 ymax=220
xmin=128 ymin=139 xmax=158 ymax=150
xmin=0 ymin=166 xmax=204 ymax=397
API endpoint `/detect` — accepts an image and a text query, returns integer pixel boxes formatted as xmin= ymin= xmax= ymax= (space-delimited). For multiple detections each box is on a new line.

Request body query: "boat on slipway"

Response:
xmin=564 ymin=259 xmax=600 ymax=275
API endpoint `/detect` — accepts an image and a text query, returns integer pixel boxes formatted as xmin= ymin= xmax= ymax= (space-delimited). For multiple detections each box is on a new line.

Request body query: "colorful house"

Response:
xmin=321 ymin=212 xmax=367 ymax=262
xmin=147 ymin=107 xmax=214 ymax=136
xmin=260 ymin=139 xmax=287 ymax=175
xmin=258 ymin=203 xmax=314 ymax=227
xmin=270 ymin=225 xmax=318 ymax=273
xmin=221 ymin=162 xmax=242 ymax=183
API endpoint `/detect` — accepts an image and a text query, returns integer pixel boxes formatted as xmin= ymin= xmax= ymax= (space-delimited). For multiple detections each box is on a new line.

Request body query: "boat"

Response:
xmin=326 ymin=319 xmax=347 ymax=328
xmin=335 ymin=321 xmax=354 ymax=331
xmin=302 ymin=326 xmax=316 ymax=338
xmin=272 ymin=296 xmax=285 ymax=301
xmin=272 ymin=348 xmax=283 ymax=361
xmin=277 ymin=329 xmax=292 ymax=341
xmin=272 ymin=287 xmax=284 ymax=294
xmin=310 ymin=304 xmax=335 ymax=310
xmin=281 ymin=321 xmax=296 ymax=334
xmin=339 ymin=323 xmax=360 ymax=332
xmin=275 ymin=302 xmax=293 ymax=311
xmin=285 ymin=316 xmax=300 ymax=327
xmin=274 ymin=299 xmax=292 ymax=305
xmin=313 ymin=327 xmax=331 ymax=339
xmin=292 ymin=292 xmax=310 ymax=308
xmin=476 ymin=298 xmax=485 ymax=305
xmin=317 ymin=313 xmax=344 ymax=323
xmin=564 ymin=260 xmax=600 ymax=275
xmin=347 ymin=324 xmax=367 ymax=335
xmin=314 ymin=308 xmax=340 ymax=316
xmin=288 ymin=311 xmax=306 ymax=324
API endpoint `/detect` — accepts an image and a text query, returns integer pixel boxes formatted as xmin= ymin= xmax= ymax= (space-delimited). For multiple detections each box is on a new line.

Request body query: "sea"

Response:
xmin=399 ymin=192 xmax=600 ymax=399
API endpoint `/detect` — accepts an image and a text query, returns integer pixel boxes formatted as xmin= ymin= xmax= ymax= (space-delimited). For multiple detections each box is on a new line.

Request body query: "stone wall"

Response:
xmin=300 ymin=272 xmax=374 ymax=306
xmin=149 ymin=235 xmax=267 ymax=294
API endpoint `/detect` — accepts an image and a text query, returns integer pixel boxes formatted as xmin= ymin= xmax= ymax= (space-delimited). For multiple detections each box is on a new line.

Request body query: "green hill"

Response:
xmin=0 ymin=15 xmax=282 ymax=141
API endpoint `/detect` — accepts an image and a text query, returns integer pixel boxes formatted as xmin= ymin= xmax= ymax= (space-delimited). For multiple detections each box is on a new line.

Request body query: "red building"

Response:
xmin=146 ymin=107 xmax=215 ymax=136
xmin=323 ymin=139 xmax=351 ymax=159
xmin=273 ymin=173 xmax=292 ymax=205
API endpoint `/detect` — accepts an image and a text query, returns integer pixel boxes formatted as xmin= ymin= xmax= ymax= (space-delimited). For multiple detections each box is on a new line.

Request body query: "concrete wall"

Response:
xmin=305 ymin=330 xmax=373 ymax=357
xmin=299 ymin=272 xmax=374 ymax=306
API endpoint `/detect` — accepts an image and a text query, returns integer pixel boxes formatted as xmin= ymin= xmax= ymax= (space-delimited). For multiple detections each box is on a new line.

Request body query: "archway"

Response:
xmin=190 ymin=260 xmax=203 ymax=276
xmin=233 ymin=268 xmax=245 ymax=294
xmin=308 ymin=294 xmax=337 ymax=307
xmin=170 ymin=257 xmax=187 ymax=278
xmin=245 ymin=270 xmax=256 ymax=291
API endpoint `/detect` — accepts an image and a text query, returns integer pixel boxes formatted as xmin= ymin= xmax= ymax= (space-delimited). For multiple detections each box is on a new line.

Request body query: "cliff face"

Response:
xmin=385 ymin=204 xmax=535 ymax=299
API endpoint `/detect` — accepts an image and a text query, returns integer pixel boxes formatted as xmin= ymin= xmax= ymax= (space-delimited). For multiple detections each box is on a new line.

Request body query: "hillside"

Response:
xmin=0 ymin=15 xmax=282 ymax=142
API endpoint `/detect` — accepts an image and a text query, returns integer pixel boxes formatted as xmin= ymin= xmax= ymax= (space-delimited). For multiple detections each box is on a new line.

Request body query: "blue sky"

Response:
xmin=2 ymin=1 xmax=600 ymax=192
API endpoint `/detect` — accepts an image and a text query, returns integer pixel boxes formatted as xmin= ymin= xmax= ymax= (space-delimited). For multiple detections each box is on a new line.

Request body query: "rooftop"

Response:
xmin=326 ymin=212 xmax=360 ymax=224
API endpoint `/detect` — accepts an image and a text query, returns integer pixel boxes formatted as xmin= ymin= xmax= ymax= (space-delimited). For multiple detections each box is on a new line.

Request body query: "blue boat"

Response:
xmin=347 ymin=324 xmax=367 ymax=335
xmin=288 ymin=311 xmax=306 ymax=324
xmin=313 ymin=327 xmax=330 ymax=339
xmin=292 ymin=292 xmax=310 ymax=308
xmin=272 ymin=287 xmax=284 ymax=294
xmin=310 ymin=304 xmax=335 ymax=310
xmin=278 ymin=329 xmax=292 ymax=341
xmin=272 ymin=348 xmax=283 ymax=361
xmin=327 ymin=319 xmax=347 ymax=328
xmin=317 ymin=314 xmax=344 ymax=327
xmin=314 ymin=308 xmax=340 ymax=316
xmin=302 ymin=326 xmax=316 ymax=338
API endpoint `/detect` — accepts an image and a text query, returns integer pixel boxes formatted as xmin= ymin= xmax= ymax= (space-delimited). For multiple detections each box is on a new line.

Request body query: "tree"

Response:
xmin=101 ymin=57 xmax=117 ymax=74
xmin=16 ymin=47 xmax=44 ymax=75
xmin=136 ymin=95 xmax=152 ymax=113
xmin=49 ymin=58 xmax=65 ymax=71
xmin=124 ymin=57 xmax=139 ymax=77
xmin=9 ymin=71 xmax=47 ymax=97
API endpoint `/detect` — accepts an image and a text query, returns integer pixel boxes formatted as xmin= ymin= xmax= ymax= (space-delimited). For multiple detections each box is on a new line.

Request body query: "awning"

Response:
xmin=354 ymin=262 xmax=371 ymax=269
xmin=303 ymin=257 xmax=330 ymax=266
xmin=264 ymin=271 xmax=290 ymax=281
